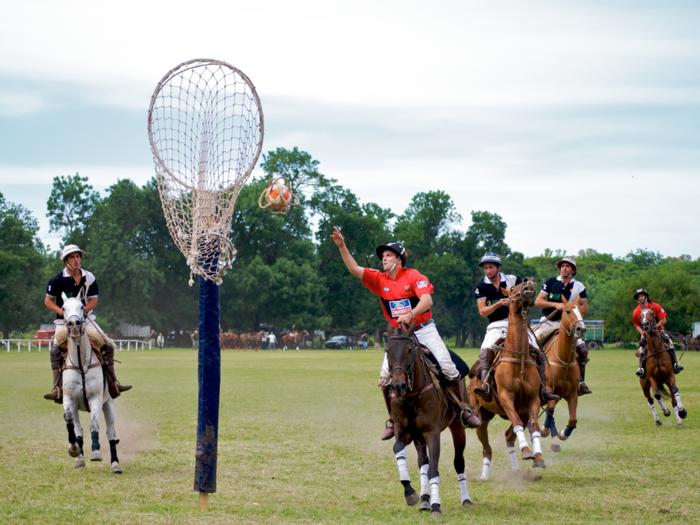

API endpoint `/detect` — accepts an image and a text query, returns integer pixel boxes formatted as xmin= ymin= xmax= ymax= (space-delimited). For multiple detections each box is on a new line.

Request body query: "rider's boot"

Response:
xmin=576 ymin=345 xmax=593 ymax=395
xmin=532 ymin=347 xmax=560 ymax=403
xmin=670 ymin=347 xmax=684 ymax=374
xmin=44 ymin=368 xmax=62 ymax=401
xmin=444 ymin=378 xmax=481 ymax=429
xmin=380 ymin=384 xmax=394 ymax=440
xmin=474 ymin=348 xmax=492 ymax=401
xmin=105 ymin=364 xmax=132 ymax=399
xmin=636 ymin=351 xmax=646 ymax=378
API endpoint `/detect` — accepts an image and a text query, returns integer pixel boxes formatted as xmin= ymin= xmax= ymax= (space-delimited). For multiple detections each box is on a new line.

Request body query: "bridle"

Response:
xmin=560 ymin=304 xmax=585 ymax=337
xmin=386 ymin=335 xmax=419 ymax=393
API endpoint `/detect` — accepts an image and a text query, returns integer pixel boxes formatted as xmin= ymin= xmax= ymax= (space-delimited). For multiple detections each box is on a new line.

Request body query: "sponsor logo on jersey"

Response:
xmin=383 ymin=287 xmax=390 ymax=291
xmin=417 ymin=281 xmax=428 ymax=289
xmin=404 ymin=285 xmax=410 ymax=292
xmin=389 ymin=298 xmax=412 ymax=318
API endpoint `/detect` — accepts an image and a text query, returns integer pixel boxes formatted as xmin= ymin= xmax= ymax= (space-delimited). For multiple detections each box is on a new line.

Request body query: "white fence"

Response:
xmin=2 ymin=339 xmax=153 ymax=352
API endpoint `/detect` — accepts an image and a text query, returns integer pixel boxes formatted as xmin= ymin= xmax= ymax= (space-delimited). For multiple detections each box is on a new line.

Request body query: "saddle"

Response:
xmin=536 ymin=326 xmax=560 ymax=348
xmin=420 ymin=344 xmax=470 ymax=378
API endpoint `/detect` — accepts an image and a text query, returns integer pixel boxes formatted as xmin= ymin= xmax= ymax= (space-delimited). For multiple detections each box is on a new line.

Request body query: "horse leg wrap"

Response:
xmin=76 ymin=436 xmax=84 ymax=456
xmin=481 ymin=458 xmax=491 ymax=480
xmin=531 ymin=431 xmax=542 ymax=456
xmin=66 ymin=422 xmax=76 ymax=444
xmin=429 ymin=477 xmax=441 ymax=507
xmin=649 ymin=403 xmax=659 ymax=421
xmin=109 ymin=439 xmax=120 ymax=464
xmin=507 ymin=446 xmax=519 ymax=471
xmin=674 ymin=392 xmax=684 ymax=411
xmin=420 ymin=464 xmax=429 ymax=497
xmin=395 ymin=449 xmax=410 ymax=481
xmin=563 ymin=425 xmax=576 ymax=438
xmin=458 ymin=472 xmax=471 ymax=504
xmin=513 ymin=425 xmax=528 ymax=451
xmin=91 ymin=430 xmax=100 ymax=451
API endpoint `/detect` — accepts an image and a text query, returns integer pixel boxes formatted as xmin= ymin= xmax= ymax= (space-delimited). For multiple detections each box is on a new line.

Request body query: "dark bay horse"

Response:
xmin=469 ymin=278 xmax=545 ymax=480
xmin=386 ymin=324 xmax=474 ymax=519
xmin=638 ymin=310 xmax=688 ymax=428
xmin=540 ymin=302 xmax=586 ymax=452
xmin=282 ymin=330 xmax=309 ymax=351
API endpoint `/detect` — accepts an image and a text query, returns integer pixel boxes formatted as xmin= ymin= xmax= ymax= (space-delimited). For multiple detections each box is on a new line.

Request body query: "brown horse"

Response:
xmin=282 ymin=330 xmax=309 ymax=351
xmin=386 ymin=324 xmax=474 ymax=519
xmin=638 ymin=310 xmax=688 ymax=428
xmin=219 ymin=331 xmax=240 ymax=349
xmin=469 ymin=278 xmax=545 ymax=480
xmin=540 ymin=302 xmax=586 ymax=452
xmin=240 ymin=331 xmax=264 ymax=349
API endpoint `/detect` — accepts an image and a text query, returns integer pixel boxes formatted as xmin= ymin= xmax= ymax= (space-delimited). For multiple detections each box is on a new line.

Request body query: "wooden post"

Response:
xmin=199 ymin=492 xmax=208 ymax=511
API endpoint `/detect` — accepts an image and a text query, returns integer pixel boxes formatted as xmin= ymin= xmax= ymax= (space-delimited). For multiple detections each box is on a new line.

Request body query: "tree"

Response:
xmin=0 ymin=193 xmax=47 ymax=337
xmin=46 ymin=173 xmax=100 ymax=243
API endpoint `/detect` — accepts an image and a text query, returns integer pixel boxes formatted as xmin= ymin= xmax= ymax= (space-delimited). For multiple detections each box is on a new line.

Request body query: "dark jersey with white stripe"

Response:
xmin=46 ymin=269 xmax=98 ymax=320
xmin=473 ymin=273 xmax=522 ymax=323
xmin=541 ymin=276 xmax=587 ymax=321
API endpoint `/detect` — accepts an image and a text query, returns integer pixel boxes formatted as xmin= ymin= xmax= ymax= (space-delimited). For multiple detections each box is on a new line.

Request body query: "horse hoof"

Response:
xmin=75 ymin=457 xmax=86 ymax=469
xmin=462 ymin=499 xmax=473 ymax=506
xmin=521 ymin=448 xmax=535 ymax=461
xmin=420 ymin=498 xmax=430 ymax=511
xmin=111 ymin=462 xmax=123 ymax=474
xmin=405 ymin=492 xmax=420 ymax=507
xmin=68 ymin=443 xmax=80 ymax=458
xmin=533 ymin=460 xmax=546 ymax=469
xmin=677 ymin=423 xmax=684 ymax=429
xmin=541 ymin=427 xmax=550 ymax=438
xmin=558 ymin=430 xmax=569 ymax=441
xmin=90 ymin=451 xmax=102 ymax=462
xmin=655 ymin=420 xmax=662 ymax=426
xmin=663 ymin=409 xmax=671 ymax=417
xmin=480 ymin=474 xmax=489 ymax=481
xmin=679 ymin=409 xmax=688 ymax=419
xmin=430 ymin=505 xmax=442 ymax=519
xmin=551 ymin=443 xmax=561 ymax=453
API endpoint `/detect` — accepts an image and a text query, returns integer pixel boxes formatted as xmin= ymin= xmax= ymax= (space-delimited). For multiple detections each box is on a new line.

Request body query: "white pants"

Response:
xmin=379 ymin=323 xmax=459 ymax=386
xmin=481 ymin=319 xmax=537 ymax=351
xmin=534 ymin=317 xmax=586 ymax=351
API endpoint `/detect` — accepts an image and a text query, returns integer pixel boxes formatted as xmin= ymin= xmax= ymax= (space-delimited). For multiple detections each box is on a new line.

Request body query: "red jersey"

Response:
xmin=362 ymin=267 xmax=434 ymax=328
xmin=633 ymin=302 xmax=667 ymax=328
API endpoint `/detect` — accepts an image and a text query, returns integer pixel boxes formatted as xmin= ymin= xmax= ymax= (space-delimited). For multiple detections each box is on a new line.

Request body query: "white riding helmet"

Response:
xmin=557 ymin=257 xmax=577 ymax=275
xmin=61 ymin=244 xmax=85 ymax=262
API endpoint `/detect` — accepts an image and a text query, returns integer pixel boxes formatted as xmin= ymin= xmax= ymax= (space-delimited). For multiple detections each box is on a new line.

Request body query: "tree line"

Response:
xmin=2 ymin=147 xmax=699 ymax=344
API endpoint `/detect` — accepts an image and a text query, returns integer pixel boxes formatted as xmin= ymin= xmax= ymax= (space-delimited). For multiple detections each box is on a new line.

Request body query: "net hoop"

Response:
xmin=148 ymin=58 xmax=264 ymax=284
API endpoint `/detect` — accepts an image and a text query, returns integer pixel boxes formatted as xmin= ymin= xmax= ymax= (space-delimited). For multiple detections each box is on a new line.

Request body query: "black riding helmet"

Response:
xmin=376 ymin=242 xmax=407 ymax=267
xmin=634 ymin=288 xmax=650 ymax=301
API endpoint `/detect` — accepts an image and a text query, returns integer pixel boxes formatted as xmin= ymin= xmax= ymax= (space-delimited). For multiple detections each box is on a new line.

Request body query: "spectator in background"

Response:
xmin=149 ymin=329 xmax=156 ymax=347
xmin=262 ymin=331 xmax=268 ymax=351
xmin=360 ymin=333 xmax=368 ymax=351
xmin=268 ymin=332 xmax=276 ymax=351
xmin=157 ymin=332 xmax=165 ymax=350
xmin=191 ymin=330 xmax=199 ymax=350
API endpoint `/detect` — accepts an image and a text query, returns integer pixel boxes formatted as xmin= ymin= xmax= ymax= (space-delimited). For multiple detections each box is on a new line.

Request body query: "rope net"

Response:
xmin=148 ymin=59 xmax=264 ymax=285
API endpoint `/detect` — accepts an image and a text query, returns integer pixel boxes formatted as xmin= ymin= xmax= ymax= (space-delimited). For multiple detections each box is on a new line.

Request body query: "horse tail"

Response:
xmin=658 ymin=383 xmax=671 ymax=400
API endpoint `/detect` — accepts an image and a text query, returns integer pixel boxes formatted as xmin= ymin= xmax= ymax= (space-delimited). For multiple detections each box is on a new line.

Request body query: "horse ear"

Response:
xmin=502 ymin=287 xmax=510 ymax=297
xmin=61 ymin=292 xmax=68 ymax=303
xmin=405 ymin=321 xmax=417 ymax=338
xmin=386 ymin=323 xmax=395 ymax=337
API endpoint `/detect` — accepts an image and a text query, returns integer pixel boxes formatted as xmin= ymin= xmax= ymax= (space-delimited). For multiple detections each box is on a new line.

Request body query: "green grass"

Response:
xmin=1 ymin=347 xmax=699 ymax=524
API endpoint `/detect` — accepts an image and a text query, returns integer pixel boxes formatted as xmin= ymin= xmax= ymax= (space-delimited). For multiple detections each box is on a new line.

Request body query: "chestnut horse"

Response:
xmin=386 ymin=324 xmax=474 ymax=519
xmin=282 ymin=330 xmax=309 ymax=351
xmin=638 ymin=310 xmax=688 ymax=428
xmin=540 ymin=302 xmax=586 ymax=452
xmin=469 ymin=278 xmax=545 ymax=480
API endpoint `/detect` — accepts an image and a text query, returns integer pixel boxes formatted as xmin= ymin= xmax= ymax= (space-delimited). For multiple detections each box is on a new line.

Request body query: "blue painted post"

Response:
xmin=194 ymin=275 xmax=221 ymax=495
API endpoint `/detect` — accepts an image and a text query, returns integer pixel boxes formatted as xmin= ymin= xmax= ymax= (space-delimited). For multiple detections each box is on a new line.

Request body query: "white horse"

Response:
xmin=61 ymin=291 xmax=122 ymax=473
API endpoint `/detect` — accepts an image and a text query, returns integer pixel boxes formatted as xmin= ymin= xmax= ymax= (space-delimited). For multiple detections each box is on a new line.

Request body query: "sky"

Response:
xmin=1 ymin=0 xmax=699 ymax=259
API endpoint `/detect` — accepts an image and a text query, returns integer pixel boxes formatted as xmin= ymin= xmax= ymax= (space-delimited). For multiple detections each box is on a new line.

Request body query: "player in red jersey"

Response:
xmin=331 ymin=226 xmax=481 ymax=440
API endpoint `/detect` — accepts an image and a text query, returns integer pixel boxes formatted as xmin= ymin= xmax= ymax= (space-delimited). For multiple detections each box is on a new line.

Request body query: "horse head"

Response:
xmin=509 ymin=277 xmax=536 ymax=311
xmin=386 ymin=323 xmax=418 ymax=399
xmin=640 ymin=309 xmax=655 ymax=333
xmin=61 ymin=290 xmax=86 ymax=339
xmin=561 ymin=302 xmax=586 ymax=338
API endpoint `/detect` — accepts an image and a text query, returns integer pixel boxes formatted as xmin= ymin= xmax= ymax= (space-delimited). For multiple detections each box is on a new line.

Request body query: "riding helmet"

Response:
xmin=634 ymin=288 xmax=650 ymax=301
xmin=61 ymin=244 xmax=85 ymax=261
xmin=376 ymin=242 xmax=407 ymax=267
xmin=557 ymin=257 xmax=577 ymax=275
xmin=478 ymin=252 xmax=502 ymax=267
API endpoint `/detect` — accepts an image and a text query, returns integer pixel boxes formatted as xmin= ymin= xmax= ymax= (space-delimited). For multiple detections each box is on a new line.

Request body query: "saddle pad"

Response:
xmin=423 ymin=345 xmax=470 ymax=378
xmin=537 ymin=326 xmax=560 ymax=347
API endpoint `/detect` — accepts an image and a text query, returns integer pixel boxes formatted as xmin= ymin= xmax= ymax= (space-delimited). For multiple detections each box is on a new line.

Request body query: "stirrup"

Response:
xmin=541 ymin=389 xmax=560 ymax=402
xmin=635 ymin=368 xmax=645 ymax=378
xmin=578 ymin=382 xmax=593 ymax=395
xmin=674 ymin=363 xmax=684 ymax=373
xmin=474 ymin=383 xmax=492 ymax=402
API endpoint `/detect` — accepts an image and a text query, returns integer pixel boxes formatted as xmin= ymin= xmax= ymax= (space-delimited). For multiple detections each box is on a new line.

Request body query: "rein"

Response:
xmin=64 ymin=327 xmax=96 ymax=413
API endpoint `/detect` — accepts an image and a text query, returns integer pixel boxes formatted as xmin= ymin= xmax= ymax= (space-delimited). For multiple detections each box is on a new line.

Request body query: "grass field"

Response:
xmin=1 ymin=346 xmax=699 ymax=524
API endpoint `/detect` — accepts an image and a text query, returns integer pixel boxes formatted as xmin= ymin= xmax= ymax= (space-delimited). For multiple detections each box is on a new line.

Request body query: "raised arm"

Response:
xmin=330 ymin=226 xmax=364 ymax=279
